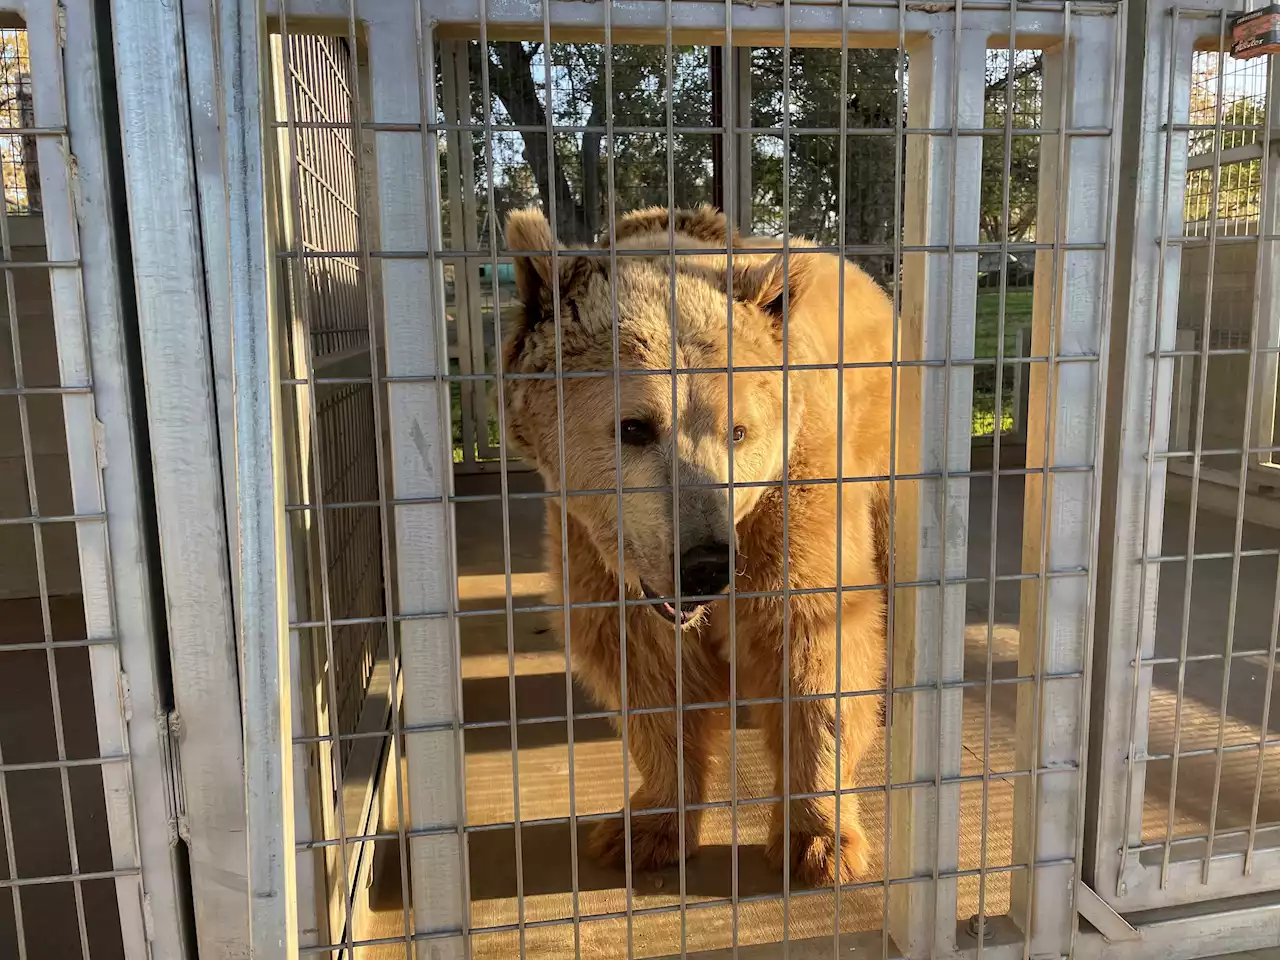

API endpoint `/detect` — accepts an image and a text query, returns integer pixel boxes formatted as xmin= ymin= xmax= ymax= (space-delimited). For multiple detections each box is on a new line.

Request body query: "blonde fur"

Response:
xmin=502 ymin=206 xmax=893 ymax=885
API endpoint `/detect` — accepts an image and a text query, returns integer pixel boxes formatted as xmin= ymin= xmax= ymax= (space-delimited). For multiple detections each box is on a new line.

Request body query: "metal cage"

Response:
xmin=9 ymin=0 xmax=1274 ymax=957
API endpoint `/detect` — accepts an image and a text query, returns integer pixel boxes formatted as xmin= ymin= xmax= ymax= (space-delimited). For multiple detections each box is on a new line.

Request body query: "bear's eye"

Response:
xmin=732 ymin=425 xmax=748 ymax=444
xmin=619 ymin=418 xmax=659 ymax=447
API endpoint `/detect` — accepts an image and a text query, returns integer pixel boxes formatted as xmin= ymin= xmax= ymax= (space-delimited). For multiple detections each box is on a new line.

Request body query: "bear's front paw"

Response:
xmin=587 ymin=810 xmax=698 ymax=873
xmin=765 ymin=824 xmax=869 ymax=887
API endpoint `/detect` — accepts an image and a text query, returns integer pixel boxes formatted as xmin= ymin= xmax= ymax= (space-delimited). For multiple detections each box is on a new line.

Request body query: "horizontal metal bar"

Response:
xmin=0 ymin=637 xmax=121 ymax=653
xmin=0 ymin=259 xmax=81 ymax=270
xmin=1139 ymin=647 xmax=1280 ymax=665
xmin=1127 ymin=822 xmax=1280 ymax=854
xmin=291 ymin=670 xmax=1086 ymax=746
xmin=0 ymin=512 xmax=107 ymax=527
xmin=0 ymin=385 xmax=93 ymax=397
xmin=1144 ymin=548 xmax=1280 ymax=564
xmin=1155 ymin=443 xmax=1280 ymax=459
xmin=0 ymin=125 xmax=68 ymax=136
xmin=1136 ymin=737 xmax=1280 ymax=763
xmin=1166 ymin=234 xmax=1280 ymax=247
xmin=281 ymin=352 xmax=1100 ymax=386
xmin=1185 ymin=144 xmax=1265 ymax=172
xmin=283 ymin=240 xmax=1110 ymax=260
xmin=424 ymin=121 xmax=1115 ymax=137
xmin=287 ymin=568 xmax=1091 ymax=629
xmin=0 ymin=755 xmax=130 ymax=773
xmin=1152 ymin=348 xmax=1280 ymax=359
xmin=0 ymin=867 xmax=141 ymax=889
xmin=283 ymin=465 xmax=1096 ymax=513
xmin=294 ymin=854 xmax=1082 ymax=954
xmin=299 ymin=779 xmax=1081 ymax=849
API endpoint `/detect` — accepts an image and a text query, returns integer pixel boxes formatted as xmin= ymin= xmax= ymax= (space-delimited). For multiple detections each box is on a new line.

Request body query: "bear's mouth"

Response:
xmin=640 ymin=582 xmax=705 ymax=626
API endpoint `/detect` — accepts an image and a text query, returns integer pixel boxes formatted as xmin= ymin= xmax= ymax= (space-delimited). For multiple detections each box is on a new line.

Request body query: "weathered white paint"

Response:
xmin=888 ymin=24 xmax=985 ymax=960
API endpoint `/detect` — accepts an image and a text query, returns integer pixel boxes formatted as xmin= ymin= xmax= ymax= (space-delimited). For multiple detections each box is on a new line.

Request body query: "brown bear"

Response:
xmin=500 ymin=205 xmax=893 ymax=886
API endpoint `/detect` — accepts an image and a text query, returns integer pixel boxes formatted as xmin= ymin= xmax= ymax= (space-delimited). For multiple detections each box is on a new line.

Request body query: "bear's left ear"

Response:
xmin=732 ymin=251 xmax=815 ymax=332
xmin=506 ymin=207 xmax=559 ymax=301
xmin=506 ymin=207 xmax=599 ymax=302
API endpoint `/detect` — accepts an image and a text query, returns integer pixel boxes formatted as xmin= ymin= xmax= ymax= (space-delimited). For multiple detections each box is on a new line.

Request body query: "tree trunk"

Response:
xmin=489 ymin=42 xmax=592 ymax=243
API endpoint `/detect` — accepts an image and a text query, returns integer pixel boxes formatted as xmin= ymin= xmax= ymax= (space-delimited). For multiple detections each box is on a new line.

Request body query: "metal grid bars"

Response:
xmin=1092 ymin=2 xmax=1280 ymax=915
xmin=0 ymin=3 xmax=184 ymax=959
xmin=268 ymin=24 xmax=399 ymax=953
xmin=243 ymin=0 xmax=1126 ymax=958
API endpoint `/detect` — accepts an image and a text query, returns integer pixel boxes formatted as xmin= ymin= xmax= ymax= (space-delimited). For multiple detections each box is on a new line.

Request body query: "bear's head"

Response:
xmin=499 ymin=206 xmax=815 ymax=627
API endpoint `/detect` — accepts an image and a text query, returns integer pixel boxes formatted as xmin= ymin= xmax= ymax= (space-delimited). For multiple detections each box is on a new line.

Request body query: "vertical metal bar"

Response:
xmin=978 ymin=15 xmax=1021 ymax=953
xmin=114 ymin=0 xmax=257 ymax=948
xmin=933 ymin=5 xmax=966 ymax=954
xmin=548 ymin=31 xmax=585 ymax=960
xmin=62 ymin=1 xmax=187 ymax=951
xmin=890 ymin=22 xmax=980 ymax=960
xmin=274 ymin=15 xmax=355 ymax=952
xmin=1202 ymin=26 xmax=1269 ymax=884
xmin=780 ymin=5 xmax=794 ymax=952
xmin=540 ymin=9 xmax=568 ymax=959
xmin=419 ymin=29 xmax=474 ymax=960
xmin=660 ymin=10 xmax=690 ymax=957
xmin=721 ymin=13 xmax=742 ymax=960
xmin=1244 ymin=51 xmax=1279 ymax=876
xmin=219 ymin=0 xmax=295 ymax=950
xmin=1067 ymin=4 xmax=1128 ymax=953
xmin=833 ymin=0 xmax=850 ymax=952
xmin=1015 ymin=5 xmax=1075 ymax=953
xmin=1115 ymin=8 xmax=1186 ymax=893
xmin=1163 ymin=12 xmax=1228 ymax=889
xmin=1251 ymin=63 xmax=1280 ymax=470
xmin=350 ymin=19 xmax=416 ymax=954
xmin=373 ymin=10 xmax=467 ymax=955
xmin=599 ymin=3 xmax=638 ymax=953
xmin=471 ymin=12 xmax=516 ymax=960
xmin=881 ymin=8 xmax=906 ymax=960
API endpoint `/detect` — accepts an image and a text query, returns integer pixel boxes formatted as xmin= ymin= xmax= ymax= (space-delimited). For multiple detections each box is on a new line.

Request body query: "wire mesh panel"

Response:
xmin=1092 ymin=0 xmax=1280 ymax=915
xmin=247 ymin=0 xmax=1124 ymax=957
xmin=0 ymin=2 xmax=187 ymax=958
xmin=268 ymin=27 xmax=395 ymax=948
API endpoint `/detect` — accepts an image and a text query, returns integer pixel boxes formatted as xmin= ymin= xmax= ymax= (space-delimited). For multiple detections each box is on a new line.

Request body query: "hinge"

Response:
xmin=55 ymin=2 xmax=67 ymax=48
xmin=158 ymin=712 xmax=189 ymax=845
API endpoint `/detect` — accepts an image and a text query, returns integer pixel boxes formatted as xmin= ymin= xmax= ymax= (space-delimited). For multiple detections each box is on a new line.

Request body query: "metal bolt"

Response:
xmin=967 ymin=914 xmax=995 ymax=942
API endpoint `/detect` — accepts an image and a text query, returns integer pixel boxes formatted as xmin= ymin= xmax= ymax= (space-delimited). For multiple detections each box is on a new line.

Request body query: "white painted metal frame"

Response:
xmin=108 ymin=0 xmax=256 ymax=953
xmin=1253 ymin=65 xmax=1280 ymax=472
xmin=1091 ymin=0 xmax=1280 ymax=917
xmin=237 ymin=3 xmax=1125 ymax=960
xmin=890 ymin=24 xmax=985 ymax=960
xmin=5 ymin=0 xmax=192 ymax=955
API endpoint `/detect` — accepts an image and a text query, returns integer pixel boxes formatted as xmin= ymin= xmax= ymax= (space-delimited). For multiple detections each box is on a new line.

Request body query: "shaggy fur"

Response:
xmin=502 ymin=205 xmax=893 ymax=885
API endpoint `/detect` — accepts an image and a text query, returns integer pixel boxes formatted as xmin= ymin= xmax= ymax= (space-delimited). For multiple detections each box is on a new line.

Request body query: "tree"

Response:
xmin=440 ymin=39 xmax=1045 ymax=273
xmin=0 ymin=29 xmax=37 ymax=214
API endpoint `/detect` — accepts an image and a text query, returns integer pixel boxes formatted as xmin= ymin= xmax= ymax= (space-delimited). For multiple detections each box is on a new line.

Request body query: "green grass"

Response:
xmin=972 ymin=289 xmax=1032 ymax=437
xmin=975 ymin=289 xmax=1034 ymax=358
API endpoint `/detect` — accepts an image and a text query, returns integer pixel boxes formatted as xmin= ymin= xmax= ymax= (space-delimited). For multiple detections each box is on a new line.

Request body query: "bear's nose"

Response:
xmin=679 ymin=542 xmax=732 ymax=600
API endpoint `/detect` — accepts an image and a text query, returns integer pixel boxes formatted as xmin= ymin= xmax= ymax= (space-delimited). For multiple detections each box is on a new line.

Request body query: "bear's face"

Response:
xmin=501 ymin=209 xmax=809 ymax=627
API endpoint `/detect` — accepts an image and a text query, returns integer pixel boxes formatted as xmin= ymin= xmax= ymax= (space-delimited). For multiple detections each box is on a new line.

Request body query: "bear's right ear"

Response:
xmin=506 ymin=207 xmax=559 ymax=302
